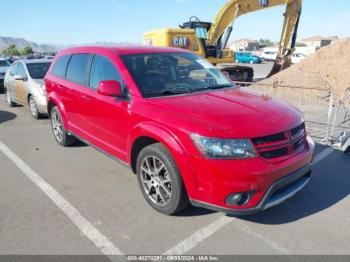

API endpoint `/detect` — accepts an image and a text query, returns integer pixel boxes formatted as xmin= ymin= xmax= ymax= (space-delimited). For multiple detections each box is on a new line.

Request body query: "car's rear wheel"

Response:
xmin=6 ymin=89 xmax=16 ymax=107
xmin=136 ymin=143 xmax=189 ymax=215
xmin=28 ymin=96 xmax=42 ymax=119
xmin=50 ymin=106 xmax=76 ymax=147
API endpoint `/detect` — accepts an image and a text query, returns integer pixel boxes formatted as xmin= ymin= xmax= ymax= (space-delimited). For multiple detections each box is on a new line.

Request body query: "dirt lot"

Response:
xmin=260 ymin=38 xmax=350 ymax=100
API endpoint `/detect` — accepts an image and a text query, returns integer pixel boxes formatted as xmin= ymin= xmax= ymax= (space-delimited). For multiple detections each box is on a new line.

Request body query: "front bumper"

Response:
xmin=34 ymin=94 xmax=48 ymax=114
xmin=186 ymin=136 xmax=315 ymax=215
xmin=191 ymin=163 xmax=312 ymax=215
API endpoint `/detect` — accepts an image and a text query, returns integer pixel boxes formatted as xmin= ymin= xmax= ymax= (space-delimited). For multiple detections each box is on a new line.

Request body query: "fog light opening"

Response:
xmin=226 ymin=192 xmax=252 ymax=206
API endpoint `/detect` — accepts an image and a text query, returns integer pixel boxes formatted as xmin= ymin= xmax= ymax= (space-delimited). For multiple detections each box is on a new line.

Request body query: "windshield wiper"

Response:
xmin=194 ymin=84 xmax=234 ymax=92
xmin=205 ymin=84 xmax=234 ymax=90
xmin=152 ymin=89 xmax=191 ymax=97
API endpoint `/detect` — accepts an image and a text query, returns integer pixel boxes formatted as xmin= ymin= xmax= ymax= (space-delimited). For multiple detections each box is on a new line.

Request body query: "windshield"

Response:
xmin=27 ymin=62 xmax=51 ymax=79
xmin=0 ymin=60 xmax=10 ymax=67
xmin=121 ymin=52 xmax=234 ymax=98
xmin=195 ymin=27 xmax=208 ymax=39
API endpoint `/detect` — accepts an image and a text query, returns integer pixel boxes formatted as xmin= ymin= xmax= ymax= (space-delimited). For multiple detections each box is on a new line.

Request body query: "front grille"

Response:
xmin=260 ymin=147 xmax=289 ymax=159
xmin=252 ymin=132 xmax=286 ymax=145
xmin=252 ymin=123 xmax=307 ymax=160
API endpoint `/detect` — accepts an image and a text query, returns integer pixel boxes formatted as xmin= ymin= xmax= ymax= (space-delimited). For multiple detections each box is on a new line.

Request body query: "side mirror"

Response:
xmin=98 ymin=80 xmax=124 ymax=97
xmin=14 ymin=75 xmax=26 ymax=81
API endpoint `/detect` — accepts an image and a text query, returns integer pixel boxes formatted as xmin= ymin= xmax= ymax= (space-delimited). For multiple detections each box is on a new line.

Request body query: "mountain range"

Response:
xmin=0 ymin=36 xmax=135 ymax=53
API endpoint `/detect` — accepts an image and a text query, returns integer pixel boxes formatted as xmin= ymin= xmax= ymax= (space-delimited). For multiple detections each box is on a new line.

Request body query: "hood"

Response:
xmin=147 ymin=87 xmax=303 ymax=139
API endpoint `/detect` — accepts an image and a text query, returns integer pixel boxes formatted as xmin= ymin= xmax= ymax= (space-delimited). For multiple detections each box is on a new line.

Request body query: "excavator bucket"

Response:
xmin=266 ymin=57 xmax=292 ymax=78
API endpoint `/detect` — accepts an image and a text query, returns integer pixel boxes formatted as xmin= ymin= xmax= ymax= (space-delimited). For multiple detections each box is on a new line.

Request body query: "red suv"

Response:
xmin=45 ymin=46 xmax=314 ymax=215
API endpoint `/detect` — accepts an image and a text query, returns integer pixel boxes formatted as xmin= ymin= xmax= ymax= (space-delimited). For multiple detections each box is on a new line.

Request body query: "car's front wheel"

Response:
xmin=50 ymin=106 xmax=76 ymax=147
xmin=136 ymin=143 xmax=189 ymax=215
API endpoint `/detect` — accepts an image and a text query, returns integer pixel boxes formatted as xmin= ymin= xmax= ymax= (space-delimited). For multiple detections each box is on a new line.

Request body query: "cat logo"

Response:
xmin=258 ymin=0 xmax=269 ymax=7
xmin=173 ymin=37 xmax=191 ymax=49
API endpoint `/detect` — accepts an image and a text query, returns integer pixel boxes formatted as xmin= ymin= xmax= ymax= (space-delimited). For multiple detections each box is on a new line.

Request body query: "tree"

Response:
xmin=21 ymin=46 xmax=34 ymax=55
xmin=295 ymin=42 xmax=307 ymax=47
xmin=2 ymin=44 xmax=20 ymax=56
xmin=259 ymin=38 xmax=274 ymax=46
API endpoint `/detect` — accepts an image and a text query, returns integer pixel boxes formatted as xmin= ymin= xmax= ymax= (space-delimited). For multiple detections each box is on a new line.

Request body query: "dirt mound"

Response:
xmin=261 ymin=38 xmax=350 ymax=99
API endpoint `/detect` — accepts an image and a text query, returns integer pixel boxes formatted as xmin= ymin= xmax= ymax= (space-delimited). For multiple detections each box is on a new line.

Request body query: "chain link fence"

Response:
xmin=232 ymin=79 xmax=336 ymax=142
xmin=329 ymin=87 xmax=350 ymax=141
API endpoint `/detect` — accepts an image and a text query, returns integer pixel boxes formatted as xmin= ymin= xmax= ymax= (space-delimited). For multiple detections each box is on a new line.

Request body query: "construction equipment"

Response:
xmin=143 ymin=0 xmax=302 ymax=82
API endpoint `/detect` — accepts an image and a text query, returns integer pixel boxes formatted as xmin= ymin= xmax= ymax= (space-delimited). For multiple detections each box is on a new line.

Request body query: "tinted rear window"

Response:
xmin=27 ymin=62 xmax=51 ymax=79
xmin=66 ymin=54 xmax=90 ymax=85
xmin=51 ymin=55 xmax=70 ymax=78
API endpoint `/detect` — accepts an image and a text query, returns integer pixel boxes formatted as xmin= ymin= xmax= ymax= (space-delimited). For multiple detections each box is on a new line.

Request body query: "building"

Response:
xmin=302 ymin=36 xmax=338 ymax=49
xmin=262 ymin=45 xmax=317 ymax=57
xmin=229 ymin=39 xmax=260 ymax=52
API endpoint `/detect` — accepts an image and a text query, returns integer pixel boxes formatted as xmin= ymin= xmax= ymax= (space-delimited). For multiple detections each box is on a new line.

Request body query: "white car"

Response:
xmin=261 ymin=51 xmax=278 ymax=62
xmin=4 ymin=59 xmax=51 ymax=119
xmin=291 ymin=52 xmax=307 ymax=64
xmin=0 ymin=58 xmax=11 ymax=92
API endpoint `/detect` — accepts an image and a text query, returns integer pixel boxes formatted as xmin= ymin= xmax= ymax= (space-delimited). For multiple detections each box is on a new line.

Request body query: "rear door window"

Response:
xmin=66 ymin=54 xmax=90 ymax=85
xmin=89 ymin=55 xmax=123 ymax=89
xmin=51 ymin=55 xmax=71 ymax=78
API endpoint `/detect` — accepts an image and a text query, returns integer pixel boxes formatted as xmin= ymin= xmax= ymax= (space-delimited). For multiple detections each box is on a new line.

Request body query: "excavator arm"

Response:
xmin=207 ymin=0 xmax=302 ymax=76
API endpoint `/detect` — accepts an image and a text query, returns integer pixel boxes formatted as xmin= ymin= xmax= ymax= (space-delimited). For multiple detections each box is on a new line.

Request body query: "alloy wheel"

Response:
xmin=29 ymin=97 xmax=38 ymax=117
xmin=51 ymin=111 xmax=64 ymax=142
xmin=140 ymin=156 xmax=172 ymax=206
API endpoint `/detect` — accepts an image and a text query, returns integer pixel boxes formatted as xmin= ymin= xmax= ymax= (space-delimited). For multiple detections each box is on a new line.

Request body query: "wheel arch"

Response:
xmin=127 ymin=122 xmax=197 ymax=193
xmin=46 ymin=94 xmax=69 ymax=129
xmin=47 ymin=99 xmax=57 ymax=117
xmin=128 ymin=123 xmax=188 ymax=173
xmin=130 ymin=136 xmax=159 ymax=174
xmin=127 ymin=124 xmax=198 ymax=199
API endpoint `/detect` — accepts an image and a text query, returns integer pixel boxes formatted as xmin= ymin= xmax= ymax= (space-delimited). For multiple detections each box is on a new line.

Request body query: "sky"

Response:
xmin=1 ymin=0 xmax=350 ymax=45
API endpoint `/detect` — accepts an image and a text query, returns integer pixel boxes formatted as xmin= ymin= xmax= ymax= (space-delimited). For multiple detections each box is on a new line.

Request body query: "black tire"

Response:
xmin=6 ymin=89 xmax=16 ymax=107
xmin=50 ymin=106 xmax=76 ymax=147
xmin=28 ymin=95 xmax=43 ymax=120
xmin=136 ymin=143 xmax=189 ymax=215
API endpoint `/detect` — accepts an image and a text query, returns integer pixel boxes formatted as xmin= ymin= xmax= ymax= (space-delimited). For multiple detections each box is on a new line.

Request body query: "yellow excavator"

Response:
xmin=143 ymin=0 xmax=302 ymax=82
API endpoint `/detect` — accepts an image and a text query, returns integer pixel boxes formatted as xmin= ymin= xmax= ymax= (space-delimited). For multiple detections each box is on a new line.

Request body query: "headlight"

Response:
xmin=190 ymin=134 xmax=256 ymax=159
